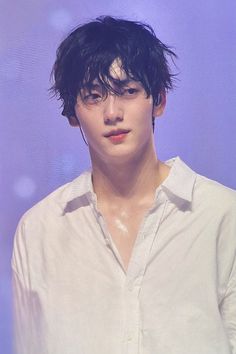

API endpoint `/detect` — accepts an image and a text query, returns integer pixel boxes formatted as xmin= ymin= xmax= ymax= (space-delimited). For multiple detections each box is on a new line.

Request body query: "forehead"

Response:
xmin=108 ymin=58 xmax=127 ymax=81
xmin=81 ymin=58 xmax=141 ymax=93
xmin=90 ymin=58 xmax=132 ymax=87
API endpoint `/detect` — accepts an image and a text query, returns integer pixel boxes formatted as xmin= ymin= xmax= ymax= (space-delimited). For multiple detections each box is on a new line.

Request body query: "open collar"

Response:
xmin=57 ymin=156 xmax=197 ymax=210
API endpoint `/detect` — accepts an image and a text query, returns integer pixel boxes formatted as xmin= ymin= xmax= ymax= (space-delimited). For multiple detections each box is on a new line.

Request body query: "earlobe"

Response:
xmin=153 ymin=92 xmax=166 ymax=117
xmin=68 ymin=115 xmax=80 ymax=127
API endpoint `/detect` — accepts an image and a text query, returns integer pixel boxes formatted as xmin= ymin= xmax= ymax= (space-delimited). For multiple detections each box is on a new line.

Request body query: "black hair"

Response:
xmin=50 ymin=15 xmax=177 ymax=119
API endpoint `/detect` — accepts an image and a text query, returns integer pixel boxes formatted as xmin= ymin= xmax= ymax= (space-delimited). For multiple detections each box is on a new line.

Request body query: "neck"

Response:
xmin=90 ymin=141 xmax=170 ymax=206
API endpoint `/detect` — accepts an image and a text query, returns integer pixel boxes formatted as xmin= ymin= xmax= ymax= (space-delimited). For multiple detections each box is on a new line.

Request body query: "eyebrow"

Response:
xmin=81 ymin=83 xmax=103 ymax=91
xmin=110 ymin=78 xmax=139 ymax=87
xmin=92 ymin=78 xmax=137 ymax=86
xmin=115 ymin=78 xmax=133 ymax=85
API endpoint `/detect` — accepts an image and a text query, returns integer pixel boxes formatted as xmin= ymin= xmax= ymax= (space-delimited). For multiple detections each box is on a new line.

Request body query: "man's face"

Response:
xmin=74 ymin=60 xmax=165 ymax=164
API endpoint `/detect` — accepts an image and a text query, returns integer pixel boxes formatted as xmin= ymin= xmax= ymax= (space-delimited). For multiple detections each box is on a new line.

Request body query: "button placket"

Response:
xmin=123 ymin=197 xmax=168 ymax=353
xmin=124 ymin=285 xmax=140 ymax=353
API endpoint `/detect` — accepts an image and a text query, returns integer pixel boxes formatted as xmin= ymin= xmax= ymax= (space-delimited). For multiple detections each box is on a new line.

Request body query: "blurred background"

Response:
xmin=1 ymin=1 xmax=236 ymax=353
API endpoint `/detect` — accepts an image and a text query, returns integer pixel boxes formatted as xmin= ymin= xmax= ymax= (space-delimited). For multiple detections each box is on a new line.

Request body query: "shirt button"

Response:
xmin=128 ymin=283 xmax=133 ymax=291
xmin=127 ymin=336 xmax=132 ymax=342
xmin=141 ymin=329 xmax=147 ymax=336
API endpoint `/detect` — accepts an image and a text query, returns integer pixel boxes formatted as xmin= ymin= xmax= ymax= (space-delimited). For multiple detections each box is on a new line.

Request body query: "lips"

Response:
xmin=103 ymin=129 xmax=130 ymax=138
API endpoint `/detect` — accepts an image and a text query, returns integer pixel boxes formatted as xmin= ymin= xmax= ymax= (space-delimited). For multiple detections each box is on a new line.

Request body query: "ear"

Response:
xmin=68 ymin=115 xmax=80 ymax=127
xmin=152 ymin=92 xmax=166 ymax=118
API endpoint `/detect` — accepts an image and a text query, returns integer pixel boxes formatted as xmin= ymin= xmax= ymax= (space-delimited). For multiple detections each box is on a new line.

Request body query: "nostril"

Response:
xmin=104 ymin=115 xmax=123 ymax=125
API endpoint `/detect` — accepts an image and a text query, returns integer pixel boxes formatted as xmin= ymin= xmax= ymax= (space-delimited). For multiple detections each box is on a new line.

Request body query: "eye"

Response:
xmin=125 ymin=88 xmax=138 ymax=95
xmin=121 ymin=87 xmax=140 ymax=98
xmin=83 ymin=92 xmax=102 ymax=104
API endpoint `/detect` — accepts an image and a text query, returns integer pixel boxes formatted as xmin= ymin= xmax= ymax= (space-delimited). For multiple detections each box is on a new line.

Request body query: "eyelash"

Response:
xmin=84 ymin=93 xmax=101 ymax=100
xmin=82 ymin=87 xmax=140 ymax=103
xmin=124 ymin=88 xmax=138 ymax=95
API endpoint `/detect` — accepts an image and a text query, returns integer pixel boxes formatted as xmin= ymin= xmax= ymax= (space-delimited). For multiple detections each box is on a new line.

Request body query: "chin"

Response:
xmin=104 ymin=148 xmax=140 ymax=165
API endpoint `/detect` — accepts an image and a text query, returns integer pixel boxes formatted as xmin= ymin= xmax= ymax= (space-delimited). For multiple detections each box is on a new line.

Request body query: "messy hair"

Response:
xmin=50 ymin=15 xmax=177 ymax=118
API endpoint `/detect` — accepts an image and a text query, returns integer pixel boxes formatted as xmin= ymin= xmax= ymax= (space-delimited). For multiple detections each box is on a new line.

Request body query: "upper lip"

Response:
xmin=103 ymin=129 xmax=130 ymax=137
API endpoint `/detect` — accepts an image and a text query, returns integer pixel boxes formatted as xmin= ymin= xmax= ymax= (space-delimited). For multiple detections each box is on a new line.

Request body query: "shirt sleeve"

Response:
xmin=218 ymin=198 xmax=236 ymax=354
xmin=220 ymin=257 xmax=236 ymax=354
xmin=11 ymin=219 xmax=44 ymax=354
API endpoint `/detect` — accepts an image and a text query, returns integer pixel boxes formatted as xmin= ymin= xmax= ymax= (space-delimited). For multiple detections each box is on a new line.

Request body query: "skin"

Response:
xmin=71 ymin=60 xmax=170 ymax=270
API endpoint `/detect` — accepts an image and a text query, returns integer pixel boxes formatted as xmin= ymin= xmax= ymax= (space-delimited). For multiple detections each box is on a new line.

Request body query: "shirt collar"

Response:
xmin=58 ymin=156 xmax=197 ymax=209
xmin=161 ymin=156 xmax=197 ymax=204
xmin=58 ymin=169 xmax=95 ymax=209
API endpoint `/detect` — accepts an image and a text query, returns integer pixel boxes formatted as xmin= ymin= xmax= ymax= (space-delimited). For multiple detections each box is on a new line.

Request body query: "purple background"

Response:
xmin=1 ymin=1 xmax=236 ymax=353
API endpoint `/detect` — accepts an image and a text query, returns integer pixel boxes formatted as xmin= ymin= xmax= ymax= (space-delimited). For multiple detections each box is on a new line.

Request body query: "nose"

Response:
xmin=103 ymin=94 xmax=123 ymax=125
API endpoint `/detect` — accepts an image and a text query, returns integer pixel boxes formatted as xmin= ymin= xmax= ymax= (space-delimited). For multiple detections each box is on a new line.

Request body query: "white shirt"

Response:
xmin=12 ymin=157 xmax=236 ymax=354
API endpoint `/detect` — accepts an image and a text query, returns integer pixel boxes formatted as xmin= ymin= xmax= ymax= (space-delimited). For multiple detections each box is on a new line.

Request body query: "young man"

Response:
xmin=12 ymin=16 xmax=236 ymax=354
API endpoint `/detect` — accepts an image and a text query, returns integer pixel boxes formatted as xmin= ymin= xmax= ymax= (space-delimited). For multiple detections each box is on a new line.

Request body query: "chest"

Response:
xmin=30 ymin=207 xmax=224 ymax=354
xmin=98 ymin=205 xmax=151 ymax=270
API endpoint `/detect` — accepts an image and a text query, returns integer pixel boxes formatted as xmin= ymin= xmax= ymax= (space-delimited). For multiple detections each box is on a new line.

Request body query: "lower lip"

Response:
xmin=107 ymin=132 xmax=129 ymax=143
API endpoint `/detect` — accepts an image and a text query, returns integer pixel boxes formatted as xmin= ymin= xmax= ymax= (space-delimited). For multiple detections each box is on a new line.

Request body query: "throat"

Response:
xmin=91 ymin=147 xmax=171 ymax=203
xmin=91 ymin=142 xmax=161 ymax=199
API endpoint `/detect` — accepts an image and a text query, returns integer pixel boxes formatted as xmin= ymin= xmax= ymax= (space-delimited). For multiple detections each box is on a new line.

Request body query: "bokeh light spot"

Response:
xmin=13 ymin=176 xmax=36 ymax=199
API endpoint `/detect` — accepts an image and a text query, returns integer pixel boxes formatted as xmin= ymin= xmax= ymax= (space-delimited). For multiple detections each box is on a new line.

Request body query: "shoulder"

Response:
xmin=16 ymin=169 xmax=92 ymax=231
xmin=190 ymin=173 xmax=236 ymax=251
xmin=12 ymin=170 xmax=92 ymax=271
xmin=194 ymin=173 xmax=236 ymax=214
xmin=164 ymin=156 xmax=236 ymax=215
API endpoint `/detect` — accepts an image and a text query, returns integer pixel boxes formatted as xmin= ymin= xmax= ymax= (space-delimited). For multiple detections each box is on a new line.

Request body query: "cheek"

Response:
xmin=133 ymin=102 xmax=153 ymax=124
xmin=134 ymin=96 xmax=153 ymax=114
xmin=75 ymin=106 xmax=101 ymax=140
xmin=75 ymin=105 xmax=90 ymax=127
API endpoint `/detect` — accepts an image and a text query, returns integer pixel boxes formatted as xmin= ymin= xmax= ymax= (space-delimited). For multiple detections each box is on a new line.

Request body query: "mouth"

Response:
xmin=103 ymin=129 xmax=130 ymax=138
xmin=103 ymin=129 xmax=131 ymax=143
